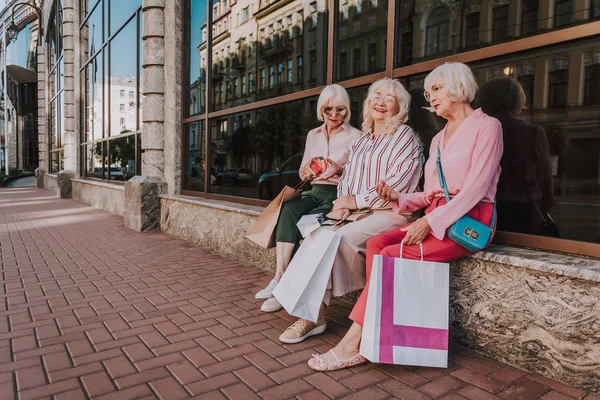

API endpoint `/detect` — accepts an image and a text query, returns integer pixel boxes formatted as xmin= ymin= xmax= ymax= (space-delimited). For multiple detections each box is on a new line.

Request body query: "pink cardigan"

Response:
xmin=393 ymin=109 xmax=503 ymax=240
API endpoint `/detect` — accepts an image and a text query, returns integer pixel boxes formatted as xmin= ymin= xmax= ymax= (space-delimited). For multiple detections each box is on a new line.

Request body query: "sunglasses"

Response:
xmin=323 ymin=106 xmax=348 ymax=116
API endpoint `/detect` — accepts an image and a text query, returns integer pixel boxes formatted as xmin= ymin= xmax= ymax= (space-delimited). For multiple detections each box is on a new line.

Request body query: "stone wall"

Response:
xmin=160 ymin=195 xmax=600 ymax=392
xmin=72 ymin=180 xmax=125 ymax=216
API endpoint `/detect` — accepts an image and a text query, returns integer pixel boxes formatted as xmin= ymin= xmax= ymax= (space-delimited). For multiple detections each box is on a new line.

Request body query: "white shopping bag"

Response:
xmin=360 ymin=244 xmax=450 ymax=368
xmin=296 ymin=214 xmax=323 ymax=238
xmin=273 ymin=227 xmax=341 ymax=322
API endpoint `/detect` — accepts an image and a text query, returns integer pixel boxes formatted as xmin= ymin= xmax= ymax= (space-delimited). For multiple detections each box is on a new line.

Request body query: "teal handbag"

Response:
xmin=436 ymin=145 xmax=496 ymax=252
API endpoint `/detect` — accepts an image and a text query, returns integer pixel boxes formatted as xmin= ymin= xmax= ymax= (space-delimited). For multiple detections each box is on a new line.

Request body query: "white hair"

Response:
xmin=424 ymin=62 xmax=478 ymax=105
xmin=316 ymin=84 xmax=351 ymax=123
xmin=361 ymin=78 xmax=411 ymax=136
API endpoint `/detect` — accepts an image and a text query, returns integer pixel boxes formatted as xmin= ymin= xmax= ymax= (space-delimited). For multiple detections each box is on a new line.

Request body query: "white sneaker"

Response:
xmin=261 ymin=297 xmax=283 ymax=312
xmin=255 ymin=279 xmax=278 ymax=299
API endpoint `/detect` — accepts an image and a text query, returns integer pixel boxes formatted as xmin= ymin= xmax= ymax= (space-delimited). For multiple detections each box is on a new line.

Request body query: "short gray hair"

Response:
xmin=316 ymin=84 xmax=351 ymax=122
xmin=424 ymin=62 xmax=478 ymax=104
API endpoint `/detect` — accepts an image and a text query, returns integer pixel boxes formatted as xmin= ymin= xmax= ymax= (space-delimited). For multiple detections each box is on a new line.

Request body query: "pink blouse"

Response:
xmin=392 ymin=108 xmax=503 ymax=240
xmin=300 ymin=122 xmax=361 ymax=185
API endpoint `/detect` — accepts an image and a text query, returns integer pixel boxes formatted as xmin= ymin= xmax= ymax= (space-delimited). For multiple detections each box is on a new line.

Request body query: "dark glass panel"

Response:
xmin=85 ymin=142 xmax=105 ymax=178
xmin=555 ymin=0 xmax=574 ymax=27
xmin=84 ymin=2 xmax=103 ymax=61
xmin=522 ymin=0 xmax=539 ymax=36
xmin=182 ymin=121 xmax=207 ymax=192
xmin=209 ymin=97 xmax=318 ymax=200
xmin=492 ymin=5 xmax=509 ymax=42
xmin=185 ymin=0 xmax=207 ymax=117
xmin=107 ymin=135 xmax=136 ymax=181
xmin=336 ymin=0 xmax=387 ymax=81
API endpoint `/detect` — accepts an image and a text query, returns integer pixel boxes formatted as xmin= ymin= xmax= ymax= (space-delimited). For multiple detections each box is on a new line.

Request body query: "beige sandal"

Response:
xmin=307 ymin=349 xmax=367 ymax=371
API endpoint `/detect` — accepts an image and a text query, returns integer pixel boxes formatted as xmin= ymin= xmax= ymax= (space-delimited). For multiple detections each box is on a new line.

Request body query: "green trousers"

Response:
xmin=275 ymin=184 xmax=338 ymax=244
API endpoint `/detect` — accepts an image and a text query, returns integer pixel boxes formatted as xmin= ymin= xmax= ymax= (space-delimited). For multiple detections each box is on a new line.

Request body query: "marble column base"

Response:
xmin=124 ymin=176 xmax=167 ymax=232
xmin=56 ymin=171 xmax=75 ymax=197
xmin=34 ymin=167 xmax=45 ymax=188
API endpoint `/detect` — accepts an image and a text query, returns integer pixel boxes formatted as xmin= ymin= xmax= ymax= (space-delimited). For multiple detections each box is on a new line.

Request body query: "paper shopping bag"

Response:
xmin=273 ymin=227 xmax=341 ymax=322
xmin=296 ymin=214 xmax=323 ymax=238
xmin=245 ymin=179 xmax=311 ymax=248
xmin=360 ymin=251 xmax=450 ymax=368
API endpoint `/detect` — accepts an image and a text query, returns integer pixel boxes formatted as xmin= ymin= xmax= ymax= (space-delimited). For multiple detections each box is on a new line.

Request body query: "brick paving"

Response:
xmin=0 ymin=187 xmax=597 ymax=400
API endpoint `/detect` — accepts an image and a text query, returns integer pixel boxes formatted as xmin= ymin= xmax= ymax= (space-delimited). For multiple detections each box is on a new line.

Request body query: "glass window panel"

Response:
xmin=394 ymin=1 xmax=589 ymax=68
xmin=210 ymin=1 xmax=328 ymax=112
xmin=182 ymin=121 xmax=206 ymax=192
xmin=466 ymin=37 xmax=600 ymax=243
xmin=83 ymin=2 xmax=103 ymax=62
xmin=107 ymin=135 xmax=136 ymax=181
xmin=209 ymin=97 xmax=318 ymax=200
xmin=85 ymin=142 xmax=105 ymax=178
xmin=109 ymin=19 xmax=137 ymax=137
xmin=49 ymin=97 xmax=57 ymax=151
xmin=86 ymin=56 xmax=103 ymax=142
xmin=185 ymin=0 xmax=207 ymax=117
xmin=109 ymin=0 xmax=141 ymax=36
xmin=336 ymin=0 xmax=386 ymax=81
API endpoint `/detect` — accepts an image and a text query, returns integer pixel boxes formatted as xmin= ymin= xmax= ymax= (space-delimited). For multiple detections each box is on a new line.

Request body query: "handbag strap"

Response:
xmin=294 ymin=175 xmax=313 ymax=191
xmin=436 ymin=144 xmax=497 ymax=230
xmin=400 ymin=242 xmax=424 ymax=261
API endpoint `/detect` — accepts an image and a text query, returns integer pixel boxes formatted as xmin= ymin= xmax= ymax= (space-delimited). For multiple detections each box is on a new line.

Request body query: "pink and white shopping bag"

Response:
xmin=360 ymin=244 xmax=450 ymax=368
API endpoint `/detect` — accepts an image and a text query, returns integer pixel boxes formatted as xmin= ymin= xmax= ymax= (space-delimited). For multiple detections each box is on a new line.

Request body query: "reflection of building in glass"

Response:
xmin=199 ymin=0 xmax=327 ymax=112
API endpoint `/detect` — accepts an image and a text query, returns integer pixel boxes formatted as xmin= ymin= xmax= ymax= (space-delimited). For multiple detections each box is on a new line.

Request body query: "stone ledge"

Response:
xmin=159 ymin=194 xmax=264 ymax=216
xmin=71 ymin=178 xmax=125 ymax=191
xmin=160 ymin=194 xmax=600 ymax=281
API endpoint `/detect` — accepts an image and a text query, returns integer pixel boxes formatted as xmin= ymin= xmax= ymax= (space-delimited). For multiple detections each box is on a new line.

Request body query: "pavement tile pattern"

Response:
xmin=0 ymin=187 xmax=597 ymax=400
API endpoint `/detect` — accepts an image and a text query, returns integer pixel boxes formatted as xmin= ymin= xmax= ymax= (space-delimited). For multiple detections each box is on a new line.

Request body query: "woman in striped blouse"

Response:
xmin=277 ymin=78 xmax=424 ymax=345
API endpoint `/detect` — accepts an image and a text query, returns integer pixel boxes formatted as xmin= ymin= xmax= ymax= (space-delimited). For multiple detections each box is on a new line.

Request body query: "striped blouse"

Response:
xmin=338 ymin=124 xmax=424 ymax=210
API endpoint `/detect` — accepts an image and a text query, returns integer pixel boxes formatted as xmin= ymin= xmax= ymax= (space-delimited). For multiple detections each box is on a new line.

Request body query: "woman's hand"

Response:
xmin=300 ymin=162 xmax=315 ymax=180
xmin=401 ymin=218 xmax=431 ymax=245
xmin=375 ymin=180 xmax=398 ymax=202
xmin=328 ymin=208 xmax=351 ymax=221
xmin=313 ymin=158 xmax=343 ymax=181
xmin=333 ymin=195 xmax=358 ymax=211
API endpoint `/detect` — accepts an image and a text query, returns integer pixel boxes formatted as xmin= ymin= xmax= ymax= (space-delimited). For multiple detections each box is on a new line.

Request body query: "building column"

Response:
xmin=124 ymin=0 xmax=167 ymax=232
xmin=163 ymin=0 xmax=183 ymax=195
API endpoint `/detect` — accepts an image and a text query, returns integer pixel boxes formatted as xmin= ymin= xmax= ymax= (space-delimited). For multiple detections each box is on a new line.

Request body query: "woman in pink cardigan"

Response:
xmin=307 ymin=62 xmax=503 ymax=371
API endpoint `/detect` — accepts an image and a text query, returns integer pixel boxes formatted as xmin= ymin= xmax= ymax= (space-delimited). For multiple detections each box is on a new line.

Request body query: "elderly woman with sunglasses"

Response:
xmin=256 ymin=84 xmax=361 ymax=313
xmin=306 ymin=62 xmax=503 ymax=371
xmin=276 ymin=78 xmax=424 ymax=345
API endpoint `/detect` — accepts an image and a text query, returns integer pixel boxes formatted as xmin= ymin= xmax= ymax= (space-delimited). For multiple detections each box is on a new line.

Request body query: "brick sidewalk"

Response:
xmin=0 ymin=187 xmax=597 ymax=400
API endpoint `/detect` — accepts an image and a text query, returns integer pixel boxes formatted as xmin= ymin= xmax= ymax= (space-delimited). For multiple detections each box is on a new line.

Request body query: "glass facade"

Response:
xmin=79 ymin=0 xmax=142 ymax=181
xmin=183 ymin=0 xmax=600 ymax=250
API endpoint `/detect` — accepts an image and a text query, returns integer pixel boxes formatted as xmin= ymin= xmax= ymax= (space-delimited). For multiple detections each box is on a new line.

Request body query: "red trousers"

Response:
xmin=349 ymin=197 xmax=495 ymax=326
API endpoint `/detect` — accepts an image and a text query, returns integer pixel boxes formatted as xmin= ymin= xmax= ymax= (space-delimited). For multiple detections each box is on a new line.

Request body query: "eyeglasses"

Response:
xmin=424 ymin=84 xmax=444 ymax=102
xmin=323 ymin=106 xmax=348 ymax=117
xmin=369 ymin=94 xmax=396 ymax=106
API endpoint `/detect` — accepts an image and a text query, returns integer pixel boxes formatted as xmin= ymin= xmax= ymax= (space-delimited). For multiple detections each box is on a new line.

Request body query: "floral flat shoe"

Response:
xmin=307 ymin=349 xmax=367 ymax=371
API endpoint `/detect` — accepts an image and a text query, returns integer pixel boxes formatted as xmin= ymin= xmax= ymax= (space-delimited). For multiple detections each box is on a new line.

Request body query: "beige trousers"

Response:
xmin=322 ymin=209 xmax=414 ymax=305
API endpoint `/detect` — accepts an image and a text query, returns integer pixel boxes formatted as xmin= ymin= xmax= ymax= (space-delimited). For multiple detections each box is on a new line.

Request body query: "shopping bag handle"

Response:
xmin=294 ymin=175 xmax=314 ymax=191
xmin=400 ymin=242 xmax=424 ymax=261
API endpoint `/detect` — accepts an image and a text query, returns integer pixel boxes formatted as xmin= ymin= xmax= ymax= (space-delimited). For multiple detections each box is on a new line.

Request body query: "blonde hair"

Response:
xmin=316 ymin=84 xmax=352 ymax=123
xmin=361 ymin=78 xmax=411 ymax=136
xmin=424 ymin=62 xmax=478 ymax=107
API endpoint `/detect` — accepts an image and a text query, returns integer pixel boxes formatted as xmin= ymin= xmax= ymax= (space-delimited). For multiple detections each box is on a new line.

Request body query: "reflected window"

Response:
xmin=183 ymin=121 xmax=206 ymax=192
xmin=548 ymin=69 xmax=568 ymax=108
xmin=493 ymin=5 xmax=509 ymax=42
xmin=555 ymin=0 xmax=574 ymax=27
xmin=593 ymin=0 xmax=600 ymax=18
xmin=184 ymin=0 xmax=207 ymax=117
xmin=465 ymin=13 xmax=480 ymax=48
xmin=48 ymin=1 xmax=64 ymax=173
xmin=584 ymin=64 xmax=600 ymax=105
xmin=522 ymin=0 xmax=539 ymax=36
xmin=518 ymin=74 xmax=535 ymax=109
xmin=425 ymin=8 xmax=451 ymax=56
